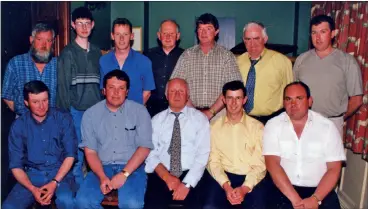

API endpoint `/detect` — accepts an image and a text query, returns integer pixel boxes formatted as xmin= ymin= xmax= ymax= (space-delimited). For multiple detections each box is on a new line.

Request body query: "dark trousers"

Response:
xmin=144 ymin=171 xmax=201 ymax=209
xmin=203 ymin=170 xmax=267 ymax=209
xmin=249 ymin=108 xmax=284 ymax=125
xmin=268 ymin=182 xmax=341 ymax=209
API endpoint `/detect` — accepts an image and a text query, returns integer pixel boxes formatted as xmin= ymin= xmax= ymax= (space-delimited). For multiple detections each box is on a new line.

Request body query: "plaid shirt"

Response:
xmin=2 ymin=52 xmax=57 ymax=115
xmin=171 ymin=44 xmax=242 ymax=107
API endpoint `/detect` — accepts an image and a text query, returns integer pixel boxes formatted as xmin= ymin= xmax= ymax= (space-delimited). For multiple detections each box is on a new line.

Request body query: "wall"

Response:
xmin=71 ymin=1 xmax=111 ymax=50
xmin=110 ymin=1 xmax=311 ymax=54
xmin=338 ymin=150 xmax=368 ymax=209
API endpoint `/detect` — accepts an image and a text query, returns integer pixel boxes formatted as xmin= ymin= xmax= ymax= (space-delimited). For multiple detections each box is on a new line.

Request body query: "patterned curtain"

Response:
xmin=311 ymin=2 xmax=368 ymax=162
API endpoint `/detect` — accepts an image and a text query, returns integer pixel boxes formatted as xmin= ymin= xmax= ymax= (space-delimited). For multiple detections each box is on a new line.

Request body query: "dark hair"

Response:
xmin=72 ymin=7 xmax=94 ymax=22
xmin=283 ymin=81 xmax=311 ymax=99
xmin=195 ymin=13 xmax=219 ymax=42
xmin=310 ymin=14 xmax=335 ymax=33
xmin=23 ymin=80 xmax=49 ymax=101
xmin=112 ymin=18 xmax=132 ymax=33
xmin=103 ymin=70 xmax=130 ymax=89
xmin=222 ymin=80 xmax=247 ymax=97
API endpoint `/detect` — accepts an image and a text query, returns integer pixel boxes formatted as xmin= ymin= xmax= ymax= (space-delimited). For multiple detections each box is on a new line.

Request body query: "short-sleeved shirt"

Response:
xmin=80 ymin=99 xmax=154 ymax=165
xmin=170 ymin=44 xmax=242 ymax=108
xmin=144 ymin=46 xmax=184 ymax=116
xmin=8 ymin=108 xmax=77 ymax=171
xmin=2 ymin=52 xmax=57 ymax=115
xmin=262 ymin=110 xmax=346 ymax=187
xmin=99 ymin=49 xmax=156 ymax=104
xmin=238 ymin=48 xmax=293 ymax=116
xmin=293 ymin=49 xmax=363 ymax=117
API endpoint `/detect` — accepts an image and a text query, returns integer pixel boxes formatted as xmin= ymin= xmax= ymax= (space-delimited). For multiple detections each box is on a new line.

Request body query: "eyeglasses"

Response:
xmin=75 ymin=22 xmax=92 ymax=28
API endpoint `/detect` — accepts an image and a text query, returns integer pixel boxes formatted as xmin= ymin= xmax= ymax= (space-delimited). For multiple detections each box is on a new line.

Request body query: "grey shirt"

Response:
xmin=293 ymin=49 xmax=363 ymax=117
xmin=80 ymin=99 xmax=154 ymax=165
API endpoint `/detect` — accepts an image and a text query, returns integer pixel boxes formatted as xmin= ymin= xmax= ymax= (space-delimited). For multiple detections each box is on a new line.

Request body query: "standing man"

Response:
xmin=293 ymin=15 xmax=363 ymax=134
xmin=204 ymin=81 xmax=266 ymax=209
xmin=76 ymin=70 xmax=153 ymax=209
xmin=171 ymin=13 xmax=242 ymax=121
xmin=2 ymin=23 xmax=57 ymax=117
xmin=144 ymin=78 xmax=210 ymax=209
xmin=2 ymin=80 xmax=77 ymax=209
xmin=100 ymin=18 xmax=155 ymax=105
xmin=57 ymin=6 xmax=102 ymax=190
xmin=237 ymin=22 xmax=293 ymax=125
xmin=144 ymin=19 xmax=184 ymax=117
xmin=263 ymin=82 xmax=346 ymax=209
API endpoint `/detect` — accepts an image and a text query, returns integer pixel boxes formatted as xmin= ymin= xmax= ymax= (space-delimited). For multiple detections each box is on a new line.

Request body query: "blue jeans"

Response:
xmin=70 ymin=106 xmax=85 ymax=190
xmin=76 ymin=164 xmax=147 ymax=209
xmin=2 ymin=168 xmax=75 ymax=209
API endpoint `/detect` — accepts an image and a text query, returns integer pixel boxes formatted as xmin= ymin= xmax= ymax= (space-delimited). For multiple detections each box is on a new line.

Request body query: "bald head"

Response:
xmin=166 ymin=78 xmax=189 ymax=112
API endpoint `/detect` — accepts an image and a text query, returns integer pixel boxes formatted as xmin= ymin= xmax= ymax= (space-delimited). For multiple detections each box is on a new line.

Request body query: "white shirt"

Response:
xmin=145 ymin=106 xmax=210 ymax=187
xmin=262 ymin=110 xmax=346 ymax=187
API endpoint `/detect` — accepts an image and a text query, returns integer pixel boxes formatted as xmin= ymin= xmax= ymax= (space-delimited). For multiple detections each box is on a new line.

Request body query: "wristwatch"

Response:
xmin=121 ymin=170 xmax=130 ymax=178
xmin=184 ymin=183 xmax=192 ymax=189
xmin=51 ymin=178 xmax=60 ymax=187
xmin=311 ymin=194 xmax=322 ymax=205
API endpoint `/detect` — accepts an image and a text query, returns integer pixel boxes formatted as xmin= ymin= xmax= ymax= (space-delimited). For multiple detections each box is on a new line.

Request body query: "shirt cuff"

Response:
xmin=144 ymin=158 xmax=160 ymax=173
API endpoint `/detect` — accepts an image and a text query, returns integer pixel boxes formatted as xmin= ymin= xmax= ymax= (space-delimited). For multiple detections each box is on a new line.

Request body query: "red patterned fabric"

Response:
xmin=311 ymin=2 xmax=368 ymax=162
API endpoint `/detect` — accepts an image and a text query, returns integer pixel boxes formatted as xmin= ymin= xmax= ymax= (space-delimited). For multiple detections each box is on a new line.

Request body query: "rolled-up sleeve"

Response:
xmin=8 ymin=121 xmax=25 ymax=169
xmin=80 ymin=109 xmax=98 ymax=151
xmin=135 ymin=105 xmax=154 ymax=149
xmin=142 ymin=58 xmax=155 ymax=91
xmin=262 ymin=119 xmax=281 ymax=156
xmin=61 ymin=111 xmax=77 ymax=159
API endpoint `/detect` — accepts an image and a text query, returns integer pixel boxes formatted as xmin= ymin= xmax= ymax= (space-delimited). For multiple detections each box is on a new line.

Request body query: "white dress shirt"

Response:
xmin=145 ymin=106 xmax=210 ymax=187
xmin=262 ymin=110 xmax=346 ymax=187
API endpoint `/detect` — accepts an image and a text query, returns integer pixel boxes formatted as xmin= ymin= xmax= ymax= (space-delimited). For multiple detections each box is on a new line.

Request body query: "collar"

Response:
xmin=104 ymin=99 xmax=126 ymax=114
xmin=72 ymin=40 xmax=90 ymax=52
xmin=111 ymin=48 xmax=135 ymax=63
xmin=282 ymin=110 xmax=314 ymax=124
xmin=248 ymin=48 xmax=267 ymax=61
xmin=166 ymin=105 xmax=188 ymax=118
xmin=222 ymin=111 xmax=248 ymax=127
xmin=194 ymin=42 xmax=218 ymax=54
xmin=156 ymin=46 xmax=180 ymax=56
xmin=29 ymin=108 xmax=52 ymax=125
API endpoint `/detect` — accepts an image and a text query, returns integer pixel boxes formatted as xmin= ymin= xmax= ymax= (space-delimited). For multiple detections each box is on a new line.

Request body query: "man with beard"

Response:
xmin=2 ymin=23 xmax=57 ymax=117
xmin=2 ymin=80 xmax=77 ymax=209
xmin=144 ymin=20 xmax=184 ymax=117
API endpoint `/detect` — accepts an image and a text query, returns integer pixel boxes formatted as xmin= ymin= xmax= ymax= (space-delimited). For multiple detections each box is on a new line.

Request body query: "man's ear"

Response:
xmin=24 ymin=100 xmax=29 ymax=107
xmin=308 ymin=96 xmax=313 ymax=108
xmin=176 ymin=32 xmax=181 ymax=41
xmin=243 ymin=96 xmax=248 ymax=105
xmin=29 ymin=36 xmax=34 ymax=45
xmin=102 ymin=88 xmax=106 ymax=96
xmin=71 ymin=21 xmax=76 ymax=30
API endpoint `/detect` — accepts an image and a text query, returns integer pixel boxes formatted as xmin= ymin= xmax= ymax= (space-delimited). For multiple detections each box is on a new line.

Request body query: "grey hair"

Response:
xmin=242 ymin=22 xmax=267 ymax=38
xmin=165 ymin=78 xmax=190 ymax=97
xmin=31 ymin=23 xmax=55 ymax=39
xmin=158 ymin=19 xmax=180 ymax=33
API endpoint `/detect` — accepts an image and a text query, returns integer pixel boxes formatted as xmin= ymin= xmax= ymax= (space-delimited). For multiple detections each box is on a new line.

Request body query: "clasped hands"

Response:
xmin=292 ymin=196 xmax=319 ymax=209
xmin=31 ymin=180 xmax=58 ymax=206
xmin=223 ymin=182 xmax=249 ymax=205
xmin=164 ymin=174 xmax=190 ymax=201
xmin=99 ymin=172 xmax=127 ymax=195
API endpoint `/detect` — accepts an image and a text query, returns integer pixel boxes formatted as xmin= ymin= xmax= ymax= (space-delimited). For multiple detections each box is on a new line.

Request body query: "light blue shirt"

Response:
xmin=145 ymin=106 xmax=210 ymax=187
xmin=80 ymin=99 xmax=153 ymax=165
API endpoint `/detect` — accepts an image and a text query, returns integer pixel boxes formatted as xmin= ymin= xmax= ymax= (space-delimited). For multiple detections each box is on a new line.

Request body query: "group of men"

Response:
xmin=1 ymin=5 xmax=363 ymax=209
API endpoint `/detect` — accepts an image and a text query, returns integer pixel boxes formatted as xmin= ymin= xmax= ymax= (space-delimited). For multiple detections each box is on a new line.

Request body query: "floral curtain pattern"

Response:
xmin=311 ymin=2 xmax=368 ymax=162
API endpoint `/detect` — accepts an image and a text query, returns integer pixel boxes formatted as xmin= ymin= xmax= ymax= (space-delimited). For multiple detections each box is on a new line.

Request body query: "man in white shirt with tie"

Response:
xmin=144 ymin=78 xmax=210 ymax=209
xmin=263 ymin=81 xmax=346 ymax=209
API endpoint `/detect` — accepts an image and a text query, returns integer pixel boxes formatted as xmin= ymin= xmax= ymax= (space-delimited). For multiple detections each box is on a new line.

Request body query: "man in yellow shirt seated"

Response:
xmin=237 ymin=22 xmax=293 ymax=125
xmin=203 ymin=80 xmax=267 ymax=209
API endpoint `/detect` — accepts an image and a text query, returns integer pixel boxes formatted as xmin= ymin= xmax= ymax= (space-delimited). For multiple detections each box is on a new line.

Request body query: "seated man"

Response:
xmin=263 ymin=81 xmax=346 ymax=209
xmin=204 ymin=80 xmax=266 ymax=209
xmin=76 ymin=70 xmax=153 ymax=209
xmin=2 ymin=80 xmax=76 ymax=209
xmin=144 ymin=78 xmax=210 ymax=209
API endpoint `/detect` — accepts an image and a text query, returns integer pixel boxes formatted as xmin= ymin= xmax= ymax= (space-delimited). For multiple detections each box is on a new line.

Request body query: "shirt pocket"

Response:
xmin=304 ymin=141 xmax=323 ymax=161
xmin=49 ymin=135 xmax=63 ymax=156
xmin=123 ymin=124 xmax=137 ymax=148
xmin=279 ymin=140 xmax=295 ymax=160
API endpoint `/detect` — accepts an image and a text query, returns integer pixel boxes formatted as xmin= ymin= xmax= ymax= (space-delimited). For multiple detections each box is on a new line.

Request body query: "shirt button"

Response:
xmin=114 ymin=114 xmax=116 ymax=116
xmin=115 ymin=126 xmax=117 ymax=128
xmin=44 ymin=151 xmax=47 ymax=154
xmin=115 ymin=138 xmax=117 ymax=140
xmin=113 ymin=151 xmax=116 ymax=153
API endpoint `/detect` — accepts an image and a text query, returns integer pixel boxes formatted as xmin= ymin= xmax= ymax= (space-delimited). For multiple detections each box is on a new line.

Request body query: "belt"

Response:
xmin=328 ymin=113 xmax=345 ymax=118
xmin=196 ymin=106 xmax=210 ymax=111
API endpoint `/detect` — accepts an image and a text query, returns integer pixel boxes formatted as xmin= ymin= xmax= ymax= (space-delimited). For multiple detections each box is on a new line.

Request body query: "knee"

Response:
xmin=55 ymin=191 xmax=74 ymax=209
xmin=119 ymin=198 xmax=144 ymax=209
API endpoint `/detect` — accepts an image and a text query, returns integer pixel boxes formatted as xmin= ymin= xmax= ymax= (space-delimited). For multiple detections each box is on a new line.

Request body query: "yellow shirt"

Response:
xmin=237 ymin=48 xmax=293 ymax=116
xmin=207 ymin=113 xmax=266 ymax=190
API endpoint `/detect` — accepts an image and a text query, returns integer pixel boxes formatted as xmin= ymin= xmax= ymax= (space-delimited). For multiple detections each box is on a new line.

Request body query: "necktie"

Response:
xmin=244 ymin=59 xmax=260 ymax=113
xmin=168 ymin=112 xmax=182 ymax=177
